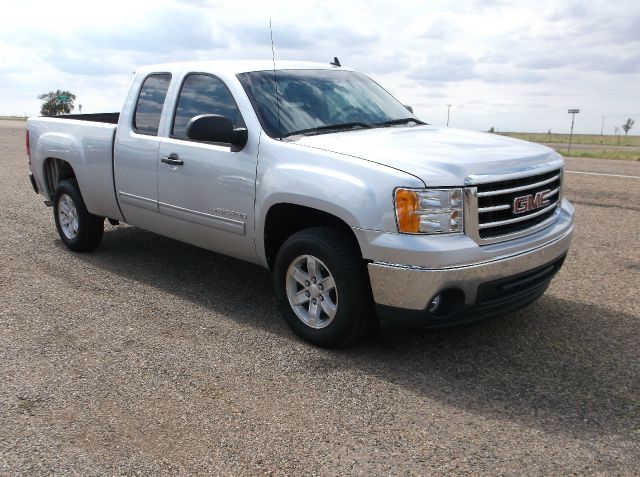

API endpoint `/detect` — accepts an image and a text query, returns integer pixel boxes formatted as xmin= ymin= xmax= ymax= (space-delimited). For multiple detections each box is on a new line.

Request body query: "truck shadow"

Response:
xmin=70 ymin=225 xmax=638 ymax=442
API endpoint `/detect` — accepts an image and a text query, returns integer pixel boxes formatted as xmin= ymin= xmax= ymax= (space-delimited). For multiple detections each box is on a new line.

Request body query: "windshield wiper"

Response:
xmin=283 ymin=122 xmax=373 ymax=138
xmin=374 ymin=118 xmax=426 ymax=127
xmin=282 ymin=118 xmax=424 ymax=138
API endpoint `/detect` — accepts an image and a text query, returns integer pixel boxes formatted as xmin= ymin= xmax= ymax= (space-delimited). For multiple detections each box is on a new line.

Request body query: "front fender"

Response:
xmin=254 ymin=136 xmax=424 ymax=264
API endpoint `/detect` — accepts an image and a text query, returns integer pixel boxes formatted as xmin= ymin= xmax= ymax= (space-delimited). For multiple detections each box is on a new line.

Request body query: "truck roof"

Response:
xmin=136 ymin=60 xmax=347 ymax=75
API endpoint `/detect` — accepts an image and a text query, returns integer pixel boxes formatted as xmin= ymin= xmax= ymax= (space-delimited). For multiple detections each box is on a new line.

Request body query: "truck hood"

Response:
xmin=291 ymin=125 xmax=563 ymax=186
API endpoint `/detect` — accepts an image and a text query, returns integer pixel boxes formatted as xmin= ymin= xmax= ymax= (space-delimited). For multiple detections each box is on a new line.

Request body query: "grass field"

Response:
xmin=499 ymin=132 xmax=640 ymax=147
xmin=499 ymin=132 xmax=640 ymax=161
xmin=559 ymin=149 xmax=640 ymax=161
xmin=0 ymin=116 xmax=27 ymax=121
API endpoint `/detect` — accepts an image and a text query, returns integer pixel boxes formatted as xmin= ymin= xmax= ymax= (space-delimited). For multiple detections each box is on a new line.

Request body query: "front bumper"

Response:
xmin=367 ymin=206 xmax=574 ymax=324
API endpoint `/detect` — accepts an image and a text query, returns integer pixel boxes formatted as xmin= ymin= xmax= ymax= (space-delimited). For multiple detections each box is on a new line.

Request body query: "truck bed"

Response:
xmin=49 ymin=112 xmax=120 ymax=124
xmin=27 ymin=116 xmax=123 ymax=221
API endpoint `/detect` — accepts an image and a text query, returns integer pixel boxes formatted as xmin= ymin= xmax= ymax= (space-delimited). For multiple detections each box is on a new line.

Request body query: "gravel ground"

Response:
xmin=1 ymin=122 xmax=639 ymax=475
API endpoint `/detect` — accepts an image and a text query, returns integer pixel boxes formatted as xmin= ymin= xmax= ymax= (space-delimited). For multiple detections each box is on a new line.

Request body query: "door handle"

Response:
xmin=161 ymin=153 xmax=184 ymax=166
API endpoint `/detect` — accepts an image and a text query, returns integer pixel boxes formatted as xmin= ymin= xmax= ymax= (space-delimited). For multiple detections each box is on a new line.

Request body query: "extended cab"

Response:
xmin=26 ymin=60 xmax=575 ymax=347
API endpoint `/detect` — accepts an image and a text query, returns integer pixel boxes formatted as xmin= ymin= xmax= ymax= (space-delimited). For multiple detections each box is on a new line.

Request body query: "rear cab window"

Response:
xmin=171 ymin=73 xmax=245 ymax=141
xmin=133 ymin=73 xmax=172 ymax=135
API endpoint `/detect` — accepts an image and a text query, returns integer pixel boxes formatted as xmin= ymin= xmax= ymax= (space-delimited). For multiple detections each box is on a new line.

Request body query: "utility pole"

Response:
xmin=446 ymin=104 xmax=452 ymax=127
xmin=600 ymin=115 xmax=605 ymax=136
xmin=567 ymin=109 xmax=580 ymax=155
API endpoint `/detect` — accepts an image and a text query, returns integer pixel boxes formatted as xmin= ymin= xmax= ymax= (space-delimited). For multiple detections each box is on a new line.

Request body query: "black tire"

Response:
xmin=53 ymin=179 xmax=104 ymax=252
xmin=273 ymin=227 xmax=375 ymax=348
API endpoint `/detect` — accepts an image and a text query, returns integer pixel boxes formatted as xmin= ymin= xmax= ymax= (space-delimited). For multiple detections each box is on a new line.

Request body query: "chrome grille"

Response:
xmin=469 ymin=169 xmax=562 ymax=242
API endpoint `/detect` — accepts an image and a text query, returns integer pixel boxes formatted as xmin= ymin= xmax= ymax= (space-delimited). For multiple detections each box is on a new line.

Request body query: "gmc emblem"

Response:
xmin=513 ymin=189 xmax=551 ymax=214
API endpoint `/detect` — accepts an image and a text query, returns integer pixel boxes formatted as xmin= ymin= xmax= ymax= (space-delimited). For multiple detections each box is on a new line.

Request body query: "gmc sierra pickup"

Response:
xmin=26 ymin=60 xmax=575 ymax=347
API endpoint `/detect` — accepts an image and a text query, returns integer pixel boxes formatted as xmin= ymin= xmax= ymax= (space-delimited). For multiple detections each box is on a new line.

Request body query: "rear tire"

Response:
xmin=273 ymin=227 xmax=375 ymax=348
xmin=53 ymin=179 xmax=104 ymax=252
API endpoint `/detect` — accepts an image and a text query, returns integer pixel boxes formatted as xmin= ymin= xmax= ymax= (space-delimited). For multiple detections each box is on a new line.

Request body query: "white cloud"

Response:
xmin=409 ymin=52 xmax=478 ymax=82
xmin=0 ymin=0 xmax=638 ymax=133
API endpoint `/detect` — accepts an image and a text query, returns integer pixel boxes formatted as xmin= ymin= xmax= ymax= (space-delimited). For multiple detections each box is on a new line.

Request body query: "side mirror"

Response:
xmin=404 ymin=105 xmax=413 ymax=114
xmin=186 ymin=114 xmax=248 ymax=150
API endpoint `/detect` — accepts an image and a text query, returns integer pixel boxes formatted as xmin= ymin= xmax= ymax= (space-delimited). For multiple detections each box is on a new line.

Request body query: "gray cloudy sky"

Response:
xmin=1 ymin=0 xmax=639 ymax=133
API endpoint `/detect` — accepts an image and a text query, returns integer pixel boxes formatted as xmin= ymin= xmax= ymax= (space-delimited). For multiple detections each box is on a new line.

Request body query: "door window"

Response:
xmin=133 ymin=73 xmax=172 ymax=136
xmin=172 ymin=74 xmax=245 ymax=140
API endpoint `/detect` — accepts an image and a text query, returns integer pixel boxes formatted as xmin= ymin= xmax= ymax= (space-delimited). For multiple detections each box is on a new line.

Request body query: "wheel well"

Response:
xmin=264 ymin=204 xmax=361 ymax=269
xmin=43 ymin=158 xmax=76 ymax=200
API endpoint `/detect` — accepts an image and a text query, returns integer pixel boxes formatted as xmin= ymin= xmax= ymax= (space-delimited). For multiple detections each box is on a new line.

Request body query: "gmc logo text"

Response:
xmin=513 ymin=189 xmax=551 ymax=214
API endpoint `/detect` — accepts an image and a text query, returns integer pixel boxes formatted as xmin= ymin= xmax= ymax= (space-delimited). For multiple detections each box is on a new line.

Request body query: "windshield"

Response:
xmin=237 ymin=69 xmax=419 ymax=138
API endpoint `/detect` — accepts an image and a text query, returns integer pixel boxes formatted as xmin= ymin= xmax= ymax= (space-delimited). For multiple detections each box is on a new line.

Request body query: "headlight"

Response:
xmin=395 ymin=188 xmax=464 ymax=234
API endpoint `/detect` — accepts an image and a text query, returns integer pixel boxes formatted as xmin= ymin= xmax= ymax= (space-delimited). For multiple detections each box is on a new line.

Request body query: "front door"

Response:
xmin=157 ymin=73 xmax=257 ymax=262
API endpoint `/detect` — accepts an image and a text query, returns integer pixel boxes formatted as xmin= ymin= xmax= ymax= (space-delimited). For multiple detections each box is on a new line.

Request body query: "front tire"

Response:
xmin=273 ymin=227 xmax=374 ymax=348
xmin=54 ymin=179 xmax=104 ymax=252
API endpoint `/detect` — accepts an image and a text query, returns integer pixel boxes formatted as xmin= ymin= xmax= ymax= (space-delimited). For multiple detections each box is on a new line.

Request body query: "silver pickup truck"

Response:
xmin=26 ymin=60 xmax=575 ymax=347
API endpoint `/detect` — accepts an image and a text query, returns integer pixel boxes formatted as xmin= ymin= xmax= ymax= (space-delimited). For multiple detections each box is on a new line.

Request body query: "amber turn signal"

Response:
xmin=395 ymin=188 xmax=421 ymax=233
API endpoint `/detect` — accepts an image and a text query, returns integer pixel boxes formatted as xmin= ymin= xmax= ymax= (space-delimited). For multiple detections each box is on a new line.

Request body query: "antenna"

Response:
xmin=269 ymin=18 xmax=282 ymax=138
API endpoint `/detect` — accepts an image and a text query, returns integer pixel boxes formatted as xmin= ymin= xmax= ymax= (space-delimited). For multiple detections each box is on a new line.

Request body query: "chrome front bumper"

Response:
xmin=368 ymin=220 xmax=574 ymax=312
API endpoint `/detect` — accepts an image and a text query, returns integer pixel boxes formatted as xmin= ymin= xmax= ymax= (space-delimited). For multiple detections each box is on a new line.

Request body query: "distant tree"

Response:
xmin=547 ymin=129 xmax=552 ymax=135
xmin=488 ymin=127 xmax=495 ymax=133
xmin=622 ymin=118 xmax=635 ymax=136
xmin=38 ymin=90 xmax=76 ymax=115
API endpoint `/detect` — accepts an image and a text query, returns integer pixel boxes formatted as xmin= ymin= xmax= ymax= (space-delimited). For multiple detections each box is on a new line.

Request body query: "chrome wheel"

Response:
xmin=286 ymin=254 xmax=338 ymax=329
xmin=58 ymin=194 xmax=79 ymax=240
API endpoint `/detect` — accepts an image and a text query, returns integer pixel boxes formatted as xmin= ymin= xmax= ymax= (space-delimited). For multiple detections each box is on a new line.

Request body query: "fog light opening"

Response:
xmin=428 ymin=288 xmax=465 ymax=318
xmin=428 ymin=294 xmax=442 ymax=313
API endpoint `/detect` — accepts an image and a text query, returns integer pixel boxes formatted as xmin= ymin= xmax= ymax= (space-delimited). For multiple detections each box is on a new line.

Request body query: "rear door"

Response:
xmin=156 ymin=72 xmax=258 ymax=261
xmin=114 ymin=73 xmax=172 ymax=225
